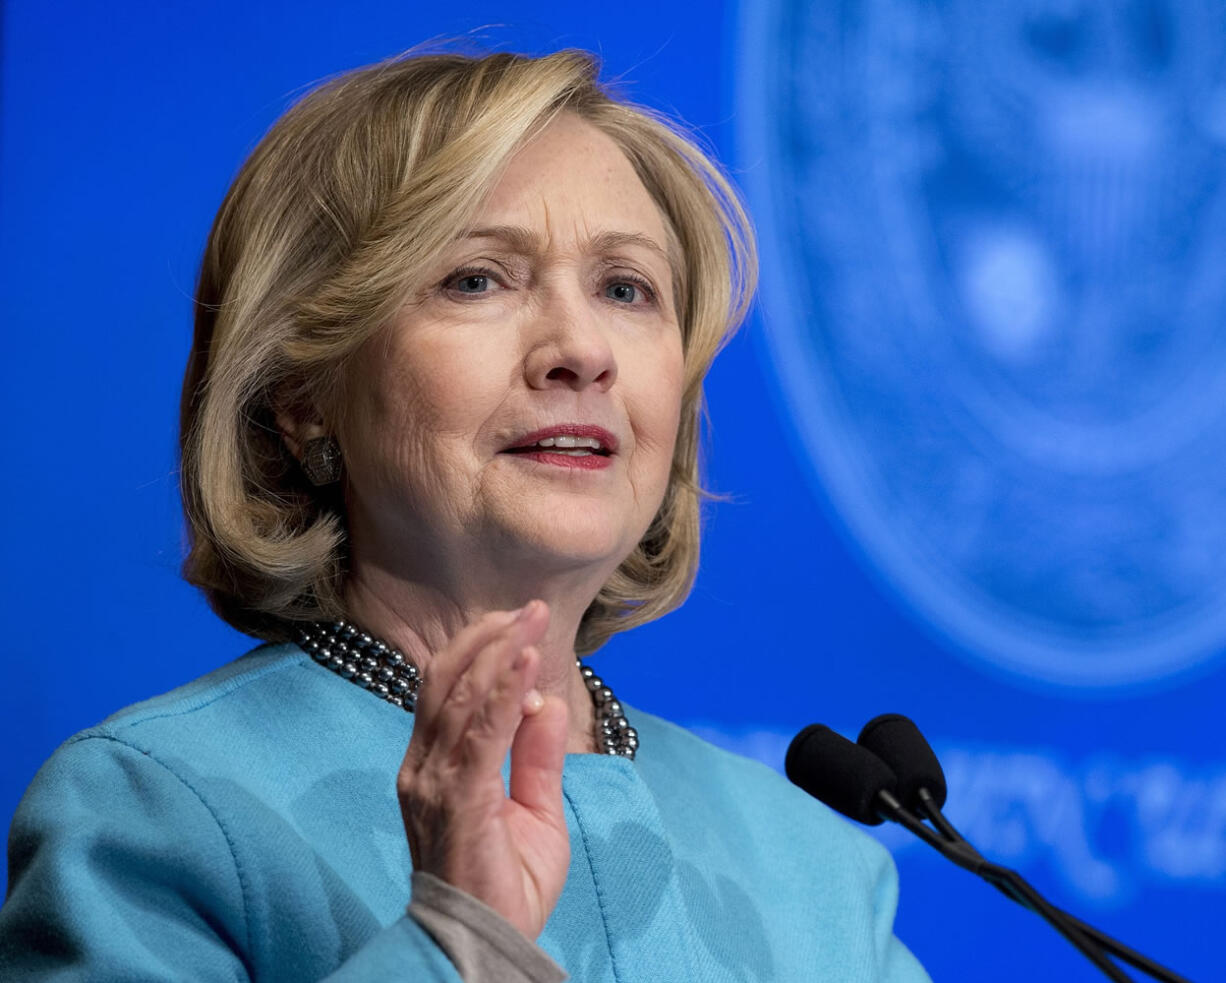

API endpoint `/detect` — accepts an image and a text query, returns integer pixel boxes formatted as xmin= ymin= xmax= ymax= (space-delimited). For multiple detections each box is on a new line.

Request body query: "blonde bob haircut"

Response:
xmin=180 ymin=47 xmax=756 ymax=654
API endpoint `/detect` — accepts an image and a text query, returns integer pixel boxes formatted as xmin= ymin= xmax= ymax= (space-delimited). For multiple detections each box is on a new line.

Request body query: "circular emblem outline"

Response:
xmin=735 ymin=0 xmax=1226 ymax=689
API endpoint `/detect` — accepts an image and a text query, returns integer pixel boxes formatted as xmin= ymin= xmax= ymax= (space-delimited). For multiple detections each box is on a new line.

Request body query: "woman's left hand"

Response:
xmin=395 ymin=601 xmax=571 ymax=939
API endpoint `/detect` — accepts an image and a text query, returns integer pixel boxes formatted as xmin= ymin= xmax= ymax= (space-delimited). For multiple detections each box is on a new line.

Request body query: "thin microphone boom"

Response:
xmin=907 ymin=786 xmax=1189 ymax=983
xmin=856 ymin=714 xmax=1192 ymax=981
xmin=786 ymin=717 xmax=1196 ymax=983
xmin=873 ymin=787 xmax=1135 ymax=982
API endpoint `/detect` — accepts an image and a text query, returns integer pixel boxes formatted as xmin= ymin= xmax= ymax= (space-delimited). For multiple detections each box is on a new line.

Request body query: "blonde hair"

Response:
xmin=180 ymin=47 xmax=756 ymax=653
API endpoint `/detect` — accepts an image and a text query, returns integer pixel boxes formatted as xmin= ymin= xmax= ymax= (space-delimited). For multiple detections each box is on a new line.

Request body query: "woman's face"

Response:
xmin=342 ymin=113 xmax=685 ymax=585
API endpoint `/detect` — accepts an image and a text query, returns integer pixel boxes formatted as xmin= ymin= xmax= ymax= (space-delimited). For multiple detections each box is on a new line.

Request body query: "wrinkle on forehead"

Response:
xmin=458 ymin=224 xmax=679 ymax=282
xmin=472 ymin=115 xmax=683 ymax=283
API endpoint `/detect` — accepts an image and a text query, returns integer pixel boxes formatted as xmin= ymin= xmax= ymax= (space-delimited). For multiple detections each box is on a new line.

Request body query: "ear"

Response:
xmin=273 ymin=394 xmax=328 ymax=463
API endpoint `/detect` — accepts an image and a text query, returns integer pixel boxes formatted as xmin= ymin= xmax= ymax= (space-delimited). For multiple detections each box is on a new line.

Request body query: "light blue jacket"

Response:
xmin=0 ymin=644 xmax=930 ymax=981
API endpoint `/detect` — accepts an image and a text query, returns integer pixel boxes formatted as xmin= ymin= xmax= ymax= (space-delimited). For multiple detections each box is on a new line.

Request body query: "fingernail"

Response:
xmin=523 ymin=689 xmax=544 ymax=714
xmin=515 ymin=600 xmax=538 ymax=622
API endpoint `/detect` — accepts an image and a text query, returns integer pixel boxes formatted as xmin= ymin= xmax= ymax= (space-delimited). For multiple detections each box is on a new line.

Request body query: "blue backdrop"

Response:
xmin=2 ymin=2 xmax=1221 ymax=980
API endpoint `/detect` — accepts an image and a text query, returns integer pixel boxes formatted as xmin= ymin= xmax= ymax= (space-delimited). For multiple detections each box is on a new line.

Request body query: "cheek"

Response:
xmin=652 ymin=336 xmax=686 ymax=435
xmin=343 ymin=339 xmax=440 ymax=483
xmin=627 ymin=335 xmax=686 ymax=463
xmin=343 ymin=333 xmax=508 ymax=496
xmin=343 ymin=363 xmax=433 ymax=498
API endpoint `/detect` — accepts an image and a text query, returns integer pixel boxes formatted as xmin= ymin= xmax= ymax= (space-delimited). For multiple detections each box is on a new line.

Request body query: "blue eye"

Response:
xmin=455 ymin=274 xmax=490 ymax=294
xmin=606 ymin=282 xmax=640 ymax=303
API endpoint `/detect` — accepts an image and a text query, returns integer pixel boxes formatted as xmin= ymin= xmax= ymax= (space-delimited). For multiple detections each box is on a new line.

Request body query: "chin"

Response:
xmin=495 ymin=509 xmax=637 ymax=570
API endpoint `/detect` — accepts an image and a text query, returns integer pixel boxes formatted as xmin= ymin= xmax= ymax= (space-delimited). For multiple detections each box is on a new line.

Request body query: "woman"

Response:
xmin=0 ymin=48 xmax=929 ymax=981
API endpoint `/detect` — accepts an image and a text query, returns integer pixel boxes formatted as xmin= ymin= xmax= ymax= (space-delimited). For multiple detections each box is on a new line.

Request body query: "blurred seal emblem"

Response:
xmin=739 ymin=0 xmax=1226 ymax=687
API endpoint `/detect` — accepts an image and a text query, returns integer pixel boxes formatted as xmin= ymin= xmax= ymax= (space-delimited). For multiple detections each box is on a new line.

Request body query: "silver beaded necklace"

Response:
xmin=297 ymin=620 xmax=638 ymax=759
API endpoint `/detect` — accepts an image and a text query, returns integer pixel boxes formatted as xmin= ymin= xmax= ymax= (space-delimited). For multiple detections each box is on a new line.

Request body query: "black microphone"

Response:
xmin=856 ymin=713 xmax=964 ymax=846
xmin=787 ymin=718 xmax=1016 ymax=883
xmin=786 ymin=718 xmax=1193 ymax=983
xmin=852 ymin=715 xmax=1192 ymax=983
xmin=857 ymin=713 xmax=946 ymax=812
xmin=784 ymin=723 xmax=899 ymax=826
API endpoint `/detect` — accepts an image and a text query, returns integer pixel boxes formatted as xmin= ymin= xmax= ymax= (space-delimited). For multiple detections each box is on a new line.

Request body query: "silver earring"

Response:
xmin=301 ymin=436 xmax=342 ymax=486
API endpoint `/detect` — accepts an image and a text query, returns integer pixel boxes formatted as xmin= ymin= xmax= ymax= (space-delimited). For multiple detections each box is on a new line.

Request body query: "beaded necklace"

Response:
xmin=297 ymin=619 xmax=638 ymax=758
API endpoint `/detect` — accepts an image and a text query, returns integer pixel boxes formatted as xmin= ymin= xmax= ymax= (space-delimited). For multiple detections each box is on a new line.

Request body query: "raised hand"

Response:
xmin=396 ymin=601 xmax=571 ymax=939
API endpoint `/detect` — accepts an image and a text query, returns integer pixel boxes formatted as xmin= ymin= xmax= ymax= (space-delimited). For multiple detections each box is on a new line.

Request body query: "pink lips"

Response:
xmin=512 ymin=450 xmax=612 ymax=470
xmin=506 ymin=424 xmax=619 ymax=454
xmin=502 ymin=423 xmax=618 ymax=471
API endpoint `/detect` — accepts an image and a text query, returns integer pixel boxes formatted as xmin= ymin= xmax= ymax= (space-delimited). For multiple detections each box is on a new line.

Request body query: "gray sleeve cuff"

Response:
xmin=407 ymin=871 xmax=568 ymax=983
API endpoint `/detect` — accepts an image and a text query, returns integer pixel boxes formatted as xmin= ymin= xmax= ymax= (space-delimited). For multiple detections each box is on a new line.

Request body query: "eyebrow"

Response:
xmin=460 ymin=225 xmax=679 ymax=274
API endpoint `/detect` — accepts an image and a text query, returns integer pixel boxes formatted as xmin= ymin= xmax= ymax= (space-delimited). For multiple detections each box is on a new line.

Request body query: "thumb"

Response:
xmin=508 ymin=695 xmax=568 ymax=815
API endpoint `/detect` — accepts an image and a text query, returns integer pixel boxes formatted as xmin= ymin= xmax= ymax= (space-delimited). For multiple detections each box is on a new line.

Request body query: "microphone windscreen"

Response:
xmin=785 ymin=724 xmax=898 ymax=826
xmin=856 ymin=714 xmax=947 ymax=812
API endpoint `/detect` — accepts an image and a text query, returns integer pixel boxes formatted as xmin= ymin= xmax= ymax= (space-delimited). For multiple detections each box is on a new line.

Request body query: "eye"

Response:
xmin=441 ymin=265 xmax=506 ymax=299
xmin=604 ymin=276 xmax=655 ymax=305
xmin=454 ymin=273 xmax=490 ymax=294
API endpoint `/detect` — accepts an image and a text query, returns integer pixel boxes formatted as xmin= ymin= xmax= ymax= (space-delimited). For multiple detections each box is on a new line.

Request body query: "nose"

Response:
xmin=523 ymin=285 xmax=618 ymax=392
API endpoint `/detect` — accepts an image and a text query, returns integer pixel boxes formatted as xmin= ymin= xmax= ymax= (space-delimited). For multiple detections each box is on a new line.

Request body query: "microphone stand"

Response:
xmin=917 ymin=789 xmax=1192 ymax=983
xmin=875 ymin=789 xmax=1194 ymax=983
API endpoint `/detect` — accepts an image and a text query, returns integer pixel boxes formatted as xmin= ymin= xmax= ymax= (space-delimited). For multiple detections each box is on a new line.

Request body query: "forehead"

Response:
xmin=477 ymin=113 xmax=671 ymax=246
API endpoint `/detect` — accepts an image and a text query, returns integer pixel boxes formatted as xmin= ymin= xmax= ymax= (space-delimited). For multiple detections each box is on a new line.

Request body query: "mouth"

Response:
xmin=502 ymin=425 xmax=618 ymax=458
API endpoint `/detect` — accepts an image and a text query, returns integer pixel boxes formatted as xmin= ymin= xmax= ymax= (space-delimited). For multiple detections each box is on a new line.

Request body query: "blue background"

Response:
xmin=1 ymin=2 xmax=1221 ymax=980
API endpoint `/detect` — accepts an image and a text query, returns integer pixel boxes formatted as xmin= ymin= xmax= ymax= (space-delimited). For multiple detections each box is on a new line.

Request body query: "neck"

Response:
xmin=342 ymin=558 xmax=607 ymax=754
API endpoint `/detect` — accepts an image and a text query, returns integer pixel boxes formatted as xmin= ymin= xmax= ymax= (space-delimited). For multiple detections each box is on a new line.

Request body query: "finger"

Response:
xmin=416 ymin=603 xmax=549 ymax=758
xmin=422 ymin=600 xmax=550 ymax=708
xmin=414 ymin=607 xmax=523 ymax=713
xmin=450 ymin=642 xmax=550 ymax=777
xmin=411 ymin=606 xmax=532 ymax=750
xmin=429 ymin=634 xmax=536 ymax=769
xmin=508 ymin=692 xmax=568 ymax=816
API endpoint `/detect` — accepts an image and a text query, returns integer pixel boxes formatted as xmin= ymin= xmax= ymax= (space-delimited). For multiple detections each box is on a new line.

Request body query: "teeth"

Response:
xmin=532 ymin=435 xmax=604 ymax=450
